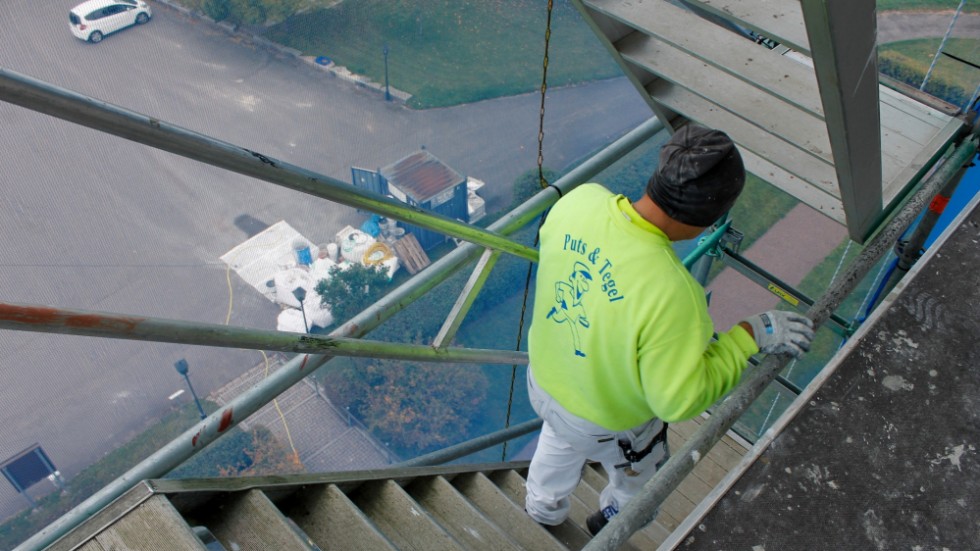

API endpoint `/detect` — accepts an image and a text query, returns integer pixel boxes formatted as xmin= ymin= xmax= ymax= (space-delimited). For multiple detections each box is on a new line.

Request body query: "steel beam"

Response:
xmin=872 ymin=163 xmax=971 ymax=309
xmin=800 ymin=0 xmax=882 ymax=242
xmin=682 ymin=220 xmax=730 ymax=272
xmin=0 ymin=67 xmax=538 ymax=262
xmin=718 ymin=249 xmax=853 ymax=336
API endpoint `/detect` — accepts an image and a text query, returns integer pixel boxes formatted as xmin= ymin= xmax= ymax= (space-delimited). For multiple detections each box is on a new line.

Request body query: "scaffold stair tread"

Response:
xmin=51 ymin=419 xmax=749 ymax=551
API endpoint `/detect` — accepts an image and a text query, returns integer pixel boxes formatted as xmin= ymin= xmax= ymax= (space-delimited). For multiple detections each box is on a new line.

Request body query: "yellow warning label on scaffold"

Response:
xmin=767 ymin=283 xmax=800 ymax=306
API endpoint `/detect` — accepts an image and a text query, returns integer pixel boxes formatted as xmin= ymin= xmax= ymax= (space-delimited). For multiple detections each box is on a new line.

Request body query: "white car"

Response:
xmin=69 ymin=0 xmax=151 ymax=43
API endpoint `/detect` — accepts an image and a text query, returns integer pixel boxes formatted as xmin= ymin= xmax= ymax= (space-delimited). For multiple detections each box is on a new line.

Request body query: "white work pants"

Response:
xmin=524 ymin=369 xmax=668 ymax=526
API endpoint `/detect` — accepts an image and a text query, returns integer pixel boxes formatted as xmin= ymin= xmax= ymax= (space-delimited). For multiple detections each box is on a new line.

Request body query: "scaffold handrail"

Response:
xmin=397 ymin=418 xmax=545 ymax=468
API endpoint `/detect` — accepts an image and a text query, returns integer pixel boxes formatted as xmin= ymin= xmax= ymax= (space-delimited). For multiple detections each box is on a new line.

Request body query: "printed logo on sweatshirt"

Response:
xmin=547 ymin=260 xmax=592 ymax=357
xmin=548 ymin=234 xmax=626 ymax=357
xmin=560 ymin=233 xmax=625 ymax=303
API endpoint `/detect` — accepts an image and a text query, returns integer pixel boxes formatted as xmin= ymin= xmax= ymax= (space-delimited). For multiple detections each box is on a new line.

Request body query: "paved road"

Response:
xmin=0 ymin=0 xmax=650 ymax=519
xmin=878 ymin=11 xmax=980 ymax=44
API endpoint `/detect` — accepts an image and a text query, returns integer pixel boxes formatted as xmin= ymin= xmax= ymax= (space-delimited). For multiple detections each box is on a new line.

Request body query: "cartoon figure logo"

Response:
xmin=546 ymin=261 xmax=592 ymax=357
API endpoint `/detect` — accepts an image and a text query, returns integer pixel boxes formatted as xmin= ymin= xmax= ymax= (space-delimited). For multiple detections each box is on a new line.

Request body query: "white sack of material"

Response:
xmin=303 ymin=291 xmax=335 ymax=329
xmin=276 ymin=308 xmax=308 ymax=333
xmin=274 ymin=268 xmax=313 ymax=308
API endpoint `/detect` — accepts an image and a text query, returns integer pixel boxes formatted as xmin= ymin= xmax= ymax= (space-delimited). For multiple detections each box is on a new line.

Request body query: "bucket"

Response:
xmin=293 ymin=238 xmax=313 ymax=266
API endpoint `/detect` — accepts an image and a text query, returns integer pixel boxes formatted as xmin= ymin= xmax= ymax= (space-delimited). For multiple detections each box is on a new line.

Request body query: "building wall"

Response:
xmin=402 ymin=182 xmax=468 ymax=250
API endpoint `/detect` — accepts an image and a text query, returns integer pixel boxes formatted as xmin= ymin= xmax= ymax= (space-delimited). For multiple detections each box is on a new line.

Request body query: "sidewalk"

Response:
xmin=706 ymin=203 xmax=848 ymax=330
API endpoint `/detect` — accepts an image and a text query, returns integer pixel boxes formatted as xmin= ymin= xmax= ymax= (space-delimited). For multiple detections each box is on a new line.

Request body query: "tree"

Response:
xmin=228 ymin=0 xmax=266 ymax=25
xmin=324 ymin=357 xmax=488 ymax=455
xmin=216 ymin=427 xmax=305 ymax=477
xmin=315 ymin=263 xmax=391 ymax=325
xmin=201 ymin=0 xmax=229 ymax=22
xmin=262 ymin=0 xmax=303 ymax=24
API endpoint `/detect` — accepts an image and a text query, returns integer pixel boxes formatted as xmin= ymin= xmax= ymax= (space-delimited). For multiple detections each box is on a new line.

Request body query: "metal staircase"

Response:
xmin=571 ymin=0 xmax=966 ymax=242
xmin=51 ymin=464 xmax=644 ymax=551
xmin=44 ymin=419 xmax=749 ymax=551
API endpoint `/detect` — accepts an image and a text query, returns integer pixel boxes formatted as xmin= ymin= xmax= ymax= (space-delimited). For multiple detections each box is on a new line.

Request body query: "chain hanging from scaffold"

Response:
xmin=536 ymin=0 xmax=555 ymax=191
xmin=503 ymin=0 xmax=555 ymax=462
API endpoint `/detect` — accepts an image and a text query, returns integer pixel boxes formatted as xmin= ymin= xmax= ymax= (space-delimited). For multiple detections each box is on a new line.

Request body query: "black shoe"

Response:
xmin=586 ymin=505 xmax=618 ymax=536
xmin=586 ymin=509 xmax=607 ymax=536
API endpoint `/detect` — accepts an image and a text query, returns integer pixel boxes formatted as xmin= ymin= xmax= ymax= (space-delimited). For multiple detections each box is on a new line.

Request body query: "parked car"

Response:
xmin=69 ymin=0 xmax=151 ymax=43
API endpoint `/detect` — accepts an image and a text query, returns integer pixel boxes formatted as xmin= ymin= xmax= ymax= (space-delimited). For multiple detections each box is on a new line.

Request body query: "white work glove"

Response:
xmin=744 ymin=310 xmax=815 ymax=358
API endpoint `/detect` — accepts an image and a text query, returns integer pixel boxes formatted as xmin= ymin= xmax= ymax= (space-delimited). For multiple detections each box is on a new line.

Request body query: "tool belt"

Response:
xmin=618 ymin=422 xmax=668 ymax=463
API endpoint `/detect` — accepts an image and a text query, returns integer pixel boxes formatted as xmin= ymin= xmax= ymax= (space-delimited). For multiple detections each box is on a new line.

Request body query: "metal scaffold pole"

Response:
xmin=871 ymin=163 xmax=971 ymax=311
xmin=0 ymin=302 xmax=527 ymax=366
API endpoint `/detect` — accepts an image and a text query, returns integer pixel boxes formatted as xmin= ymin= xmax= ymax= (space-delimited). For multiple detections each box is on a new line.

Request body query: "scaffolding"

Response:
xmin=2 ymin=1 xmax=980 ymax=549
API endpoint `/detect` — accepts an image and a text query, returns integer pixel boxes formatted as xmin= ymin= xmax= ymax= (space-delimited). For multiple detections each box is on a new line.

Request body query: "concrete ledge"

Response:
xmin=676 ymin=189 xmax=980 ymax=550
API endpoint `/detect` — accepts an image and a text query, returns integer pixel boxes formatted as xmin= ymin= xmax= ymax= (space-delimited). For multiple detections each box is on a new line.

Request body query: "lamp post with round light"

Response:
xmin=383 ymin=44 xmax=391 ymax=102
xmin=174 ymin=359 xmax=206 ymax=420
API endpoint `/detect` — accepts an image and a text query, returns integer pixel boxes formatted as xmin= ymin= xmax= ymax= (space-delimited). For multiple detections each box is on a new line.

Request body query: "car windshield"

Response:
xmin=69 ymin=12 xmax=80 ymax=25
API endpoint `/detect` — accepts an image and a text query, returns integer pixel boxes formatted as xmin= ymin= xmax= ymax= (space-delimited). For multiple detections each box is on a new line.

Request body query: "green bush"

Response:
xmin=229 ymin=0 xmax=266 ymax=25
xmin=202 ymin=0 xmax=230 ymax=22
xmin=0 ymin=403 xmax=230 ymax=549
xmin=879 ymin=51 xmax=971 ymax=107
xmin=315 ymin=263 xmax=391 ymax=327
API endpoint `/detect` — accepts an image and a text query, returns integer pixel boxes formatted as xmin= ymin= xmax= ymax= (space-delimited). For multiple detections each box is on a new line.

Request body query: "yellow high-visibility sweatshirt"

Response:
xmin=529 ymin=184 xmax=757 ymax=430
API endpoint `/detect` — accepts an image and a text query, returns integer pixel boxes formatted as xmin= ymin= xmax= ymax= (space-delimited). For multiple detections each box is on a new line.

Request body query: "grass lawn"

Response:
xmin=265 ymin=0 xmax=619 ymax=109
xmin=879 ymin=37 xmax=980 ymax=95
xmin=0 ymin=402 xmax=231 ymax=549
xmin=878 ymin=0 xmax=980 ymax=12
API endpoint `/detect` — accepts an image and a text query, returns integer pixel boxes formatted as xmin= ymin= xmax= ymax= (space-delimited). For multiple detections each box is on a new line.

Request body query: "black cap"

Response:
xmin=646 ymin=124 xmax=745 ymax=227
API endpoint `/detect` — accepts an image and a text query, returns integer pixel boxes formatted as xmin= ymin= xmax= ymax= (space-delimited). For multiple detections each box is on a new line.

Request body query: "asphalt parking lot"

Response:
xmin=0 ymin=0 xmax=650 ymax=519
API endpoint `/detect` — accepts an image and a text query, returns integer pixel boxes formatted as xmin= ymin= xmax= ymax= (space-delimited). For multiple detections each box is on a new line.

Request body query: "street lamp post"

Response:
xmin=292 ymin=287 xmax=308 ymax=333
xmin=173 ymin=359 xmax=206 ymax=419
xmin=383 ymin=44 xmax=391 ymax=102
xmin=293 ymin=286 xmax=321 ymax=398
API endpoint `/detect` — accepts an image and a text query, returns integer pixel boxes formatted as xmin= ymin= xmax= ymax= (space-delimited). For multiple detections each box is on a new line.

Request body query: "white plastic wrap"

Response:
xmin=379 ymin=256 xmax=400 ymax=280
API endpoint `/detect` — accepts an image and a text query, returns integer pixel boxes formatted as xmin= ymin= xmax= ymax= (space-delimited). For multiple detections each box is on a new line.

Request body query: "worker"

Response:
xmin=523 ymin=123 xmax=815 ymax=535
